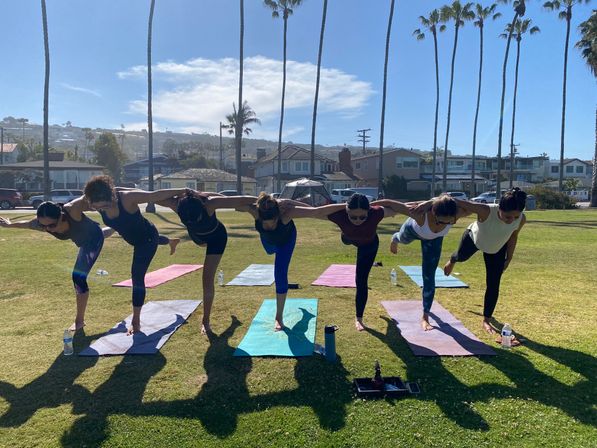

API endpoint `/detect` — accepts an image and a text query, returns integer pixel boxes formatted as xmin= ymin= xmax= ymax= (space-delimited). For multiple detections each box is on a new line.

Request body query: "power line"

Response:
xmin=356 ymin=128 xmax=371 ymax=155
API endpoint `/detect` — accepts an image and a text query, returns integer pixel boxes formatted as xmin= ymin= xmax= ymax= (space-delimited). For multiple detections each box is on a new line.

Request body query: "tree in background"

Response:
xmin=383 ymin=174 xmax=408 ymax=199
xmin=224 ymin=101 xmax=261 ymax=138
xmin=310 ymin=0 xmax=328 ymax=180
xmin=91 ymin=132 xmax=127 ymax=183
xmin=41 ymin=0 xmax=50 ymax=200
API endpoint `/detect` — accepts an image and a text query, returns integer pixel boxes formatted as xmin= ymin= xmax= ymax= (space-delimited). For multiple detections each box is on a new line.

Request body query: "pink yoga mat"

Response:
xmin=311 ymin=264 xmax=356 ymax=288
xmin=382 ymin=300 xmax=496 ymax=356
xmin=113 ymin=264 xmax=203 ymax=288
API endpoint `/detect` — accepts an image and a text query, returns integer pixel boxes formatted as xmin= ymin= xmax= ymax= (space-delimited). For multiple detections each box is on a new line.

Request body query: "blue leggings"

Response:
xmin=131 ymin=233 xmax=169 ymax=307
xmin=260 ymin=228 xmax=296 ymax=295
xmin=393 ymin=221 xmax=443 ymax=314
xmin=72 ymin=230 xmax=105 ymax=294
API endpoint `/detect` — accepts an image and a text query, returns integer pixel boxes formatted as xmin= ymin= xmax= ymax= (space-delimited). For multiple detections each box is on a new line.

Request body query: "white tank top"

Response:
xmin=411 ymin=213 xmax=452 ymax=240
xmin=468 ymin=204 xmax=523 ymax=254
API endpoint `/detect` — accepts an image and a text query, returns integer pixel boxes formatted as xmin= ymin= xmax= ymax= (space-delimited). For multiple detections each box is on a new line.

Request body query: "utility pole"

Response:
xmin=219 ymin=122 xmax=224 ymax=171
xmin=0 ymin=127 xmax=4 ymax=165
xmin=509 ymin=143 xmax=520 ymax=188
xmin=357 ymin=128 xmax=371 ymax=155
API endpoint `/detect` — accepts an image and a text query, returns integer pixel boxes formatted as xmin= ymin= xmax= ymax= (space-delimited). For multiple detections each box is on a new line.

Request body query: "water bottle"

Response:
xmin=372 ymin=360 xmax=385 ymax=390
xmin=218 ymin=269 xmax=224 ymax=287
xmin=501 ymin=323 xmax=513 ymax=349
xmin=324 ymin=325 xmax=338 ymax=362
xmin=63 ymin=329 xmax=74 ymax=356
xmin=96 ymin=269 xmax=108 ymax=276
xmin=390 ymin=268 xmax=397 ymax=286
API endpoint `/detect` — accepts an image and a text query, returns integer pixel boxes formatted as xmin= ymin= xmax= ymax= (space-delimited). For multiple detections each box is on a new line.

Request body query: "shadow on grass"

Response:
xmin=528 ymin=220 xmax=597 ymax=230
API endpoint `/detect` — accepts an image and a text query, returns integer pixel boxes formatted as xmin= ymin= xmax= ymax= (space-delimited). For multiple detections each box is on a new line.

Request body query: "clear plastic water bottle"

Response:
xmin=63 ymin=329 xmax=74 ymax=356
xmin=96 ymin=269 xmax=108 ymax=276
xmin=218 ymin=269 xmax=224 ymax=287
xmin=390 ymin=268 xmax=397 ymax=286
xmin=501 ymin=323 xmax=513 ymax=349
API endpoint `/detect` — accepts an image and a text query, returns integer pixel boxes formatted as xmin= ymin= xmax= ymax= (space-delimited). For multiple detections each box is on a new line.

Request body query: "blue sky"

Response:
xmin=1 ymin=0 xmax=595 ymax=160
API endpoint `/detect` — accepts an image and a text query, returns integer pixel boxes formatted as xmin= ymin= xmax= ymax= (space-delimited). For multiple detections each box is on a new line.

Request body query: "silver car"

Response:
xmin=29 ymin=189 xmax=84 ymax=209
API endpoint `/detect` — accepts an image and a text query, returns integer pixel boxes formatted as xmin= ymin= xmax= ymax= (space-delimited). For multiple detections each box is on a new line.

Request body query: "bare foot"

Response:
xmin=201 ymin=322 xmax=212 ymax=335
xmin=355 ymin=318 xmax=366 ymax=331
xmin=482 ymin=319 xmax=496 ymax=334
xmin=390 ymin=241 xmax=398 ymax=254
xmin=274 ymin=318 xmax=285 ymax=331
xmin=69 ymin=320 xmax=86 ymax=332
xmin=443 ymin=260 xmax=455 ymax=276
xmin=127 ymin=322 xmax=141 ymax=335
xmin=169 ymin=238 xmax=180 ymax=255
xmin=421 ymin=315 xmax=433 ymax=331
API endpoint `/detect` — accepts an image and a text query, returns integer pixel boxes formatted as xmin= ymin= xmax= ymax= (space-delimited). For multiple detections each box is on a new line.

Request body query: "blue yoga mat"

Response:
xmin=234 ymin=298 xmax=318 ymax=357
xmin=227 ymin=264 xmax=275 ymax=286
xmin=399 ymin=266 xmax=469 ymax=288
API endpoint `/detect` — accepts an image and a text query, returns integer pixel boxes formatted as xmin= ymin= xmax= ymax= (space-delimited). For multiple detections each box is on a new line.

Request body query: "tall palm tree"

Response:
xmin=236 ymin=0 xmax=245 ymax=193
xmin=440 ymin=1 xmax=475 ymax=192
xmin=470 ymin=3 xmax=501 ymax=197
xmin=544 ymin=0 xmax=591 ymax=192
xmin=500 ymin=19 xmax=540 ymax=187
xmin=264 ymin=0 xmax=303 ymax=190
xmin=413 ymin=9 xmax=446 ymax=196
xmin=225 ymin=102 xmax=261 ymax=142
xmin=496 ymin=0 xmax=527 ymax=197
xmin=575 ymin=9 xmax=597 ymax=206
xmin=146 ymin=0 xmax=156 ymax=212
xmin=41 ymin=0 xmax=50 ymax=199
xmin=310 ymin=0 xmax=328 ymax=180
xmin=378 ymin=0 xmax=396 ymax=198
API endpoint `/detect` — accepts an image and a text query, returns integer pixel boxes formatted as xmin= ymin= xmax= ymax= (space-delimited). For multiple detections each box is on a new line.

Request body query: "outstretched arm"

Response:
xmin=453 ymin=199 xmax=490 ymax=222
xmin=206 ymin=195 xmax=257 ymax=213
xmin=121 ymin=188 xmax=187 ymax=209
xmin=504 ymin=215 xmax=526 ymax=270
xmin=63 ymin=195 xmax=92 ymax=221
xmin=0 ymin=216 xmax=43 ymax=231
xmin=286 ymin=203 xmax=345 ymax=220
xmin=371 ymin=199 xmax=413 ymax=218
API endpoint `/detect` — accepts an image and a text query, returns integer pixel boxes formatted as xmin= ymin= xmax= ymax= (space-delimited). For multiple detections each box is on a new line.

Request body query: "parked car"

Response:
xmin=28 ymin=189 xmax=84 ymax=209
xmin=472 ymin=192 xmax=496 ymax=203
xmin=0 ymin=188 xmax=23 ymax=210
xmin=217 ymin=190 xmax=240 ymax=196
xmin=271 ymin=192 xmax=281 ymax=199
xmin=446 ymin=191 xmax=468 ymax=200
xmin=330 ymin=189 xmax=356 ymax=203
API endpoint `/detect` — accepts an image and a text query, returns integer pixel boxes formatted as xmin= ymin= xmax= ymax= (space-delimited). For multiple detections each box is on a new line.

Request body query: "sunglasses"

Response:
xmin=40 ymin=220 xmax=59 ymax=230
xmin=348 ymin=215 xmax=367 ymax=222
xmin=435 ymin=217 xmax=454 ymax=226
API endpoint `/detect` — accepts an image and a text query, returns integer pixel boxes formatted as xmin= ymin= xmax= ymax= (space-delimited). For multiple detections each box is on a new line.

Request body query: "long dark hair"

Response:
xmin=177 ymin=190 xmax=205 ymax=223
xmin=499 ymin=187 xmax=527 ymax=212
xmin=257 ymin=192 xmax=279 ymax=220
xmin=347 ymin=193 xmax=370 ymax=210
xmin=37 ymin=201 xmax=62 ymax=220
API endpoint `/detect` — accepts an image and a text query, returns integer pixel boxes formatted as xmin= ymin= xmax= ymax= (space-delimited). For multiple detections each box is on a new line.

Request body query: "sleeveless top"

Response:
xmin=468 ymin=204 xmax=523 ymax=254
xmin=255 ymin=218 xmax=296 ymax=246
xmin=99 ymin=193 xmax=156 ymax=246
xmin=411 ymin=213 xmax=452 ymax=240
xmin=328 ymin=206 xmax=384 ymax=246
xmin=181 ymin=195 xmax=222 ymax=244
xmin=48 ymin=207 xmax=102 ymax=247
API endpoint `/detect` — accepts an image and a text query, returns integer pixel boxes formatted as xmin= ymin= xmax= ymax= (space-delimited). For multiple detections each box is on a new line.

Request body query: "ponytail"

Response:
xmin=257 ymin=191 xmax=279 ymax=220
xmin=499 ymin=187 xmax=527 ymax=212
xmin=177 ymin=190 xmax=205 ymax=223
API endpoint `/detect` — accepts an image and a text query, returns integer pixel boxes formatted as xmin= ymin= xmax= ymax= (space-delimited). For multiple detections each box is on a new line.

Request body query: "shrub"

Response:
xmin=527 ymin=186 xmax=576 ymax=209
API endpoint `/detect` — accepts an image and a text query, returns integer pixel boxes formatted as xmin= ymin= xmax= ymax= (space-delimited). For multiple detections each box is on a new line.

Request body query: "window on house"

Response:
xmin=355 ymin=162 xmax=361 ymax=169
xmin=395 ymin=161 xmax=403 ymax=168
xmin=303 ymin=162 xmax=309 ymax=171
xmin=551 ymin=166 xmax=559 ymax=173
xmin=566 ymin=166 xmax=574 ymax=173
xmin=186 ymin=182 xmax=195 ymax=188
xmin=162 ymin=182 xmax=171 ymax=189
xmin=295 ymin=162 xmax=302 ymax=171
xmin=282 ymin=162 xmax=288 ymax=172
xmin=576 ymin=166 xmax=584 ymax=174
xmin=403 ymin=160 xmax=418 ymax=168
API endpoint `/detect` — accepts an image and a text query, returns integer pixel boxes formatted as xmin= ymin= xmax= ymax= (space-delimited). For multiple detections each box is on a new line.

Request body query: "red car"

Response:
xmin=0 ymin=188 xmax=23 ymax=210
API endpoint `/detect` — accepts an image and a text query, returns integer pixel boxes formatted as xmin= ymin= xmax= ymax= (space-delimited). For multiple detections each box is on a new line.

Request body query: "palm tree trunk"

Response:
xmin=443 ymin=23 xmax=460 ymax=192
xmin=378 ymin=0 xmax=395 ymax=198
xmin=509 ymin=37 xmax=521 ymax=189
xmin=146 ymin=0 xmax=156 ymax=212
xmin=591 ymin=106 xmax=597 ymax=207
xmin=41 ymin=0 xmax=50 ymax=199
xmin=558 ymin=9 xmax=571 ymax=192
xmin=496 ymin=12 xmax=519 ymax=198
xmin=236 ymin=0 xmax=244 ymax=194
xmin=471 ymin=24 xmax=484 ymax=198
xmin=432 ymin=29 xmax=440 ymax=197
xmin=276 ymin=15 xmax=288 ymax=192
xmin=310 ymin=0 xmax=328 ymax=181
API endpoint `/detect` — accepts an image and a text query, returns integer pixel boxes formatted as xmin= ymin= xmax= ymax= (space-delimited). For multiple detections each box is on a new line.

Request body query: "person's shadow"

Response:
xmin=0 ymin=330 xmax=99 ymax=428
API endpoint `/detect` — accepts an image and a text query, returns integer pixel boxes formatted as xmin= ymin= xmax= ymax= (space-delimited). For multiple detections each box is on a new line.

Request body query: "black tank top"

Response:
xmin=255 ymin=218 xmax=296 ymax=246
xmin=182 ymin=196 xmax=222 ymax=244
xmin=48 ymin=207 xmax=102 ymax=247
xmin=99 ymin=193 xmax=156 ymax=246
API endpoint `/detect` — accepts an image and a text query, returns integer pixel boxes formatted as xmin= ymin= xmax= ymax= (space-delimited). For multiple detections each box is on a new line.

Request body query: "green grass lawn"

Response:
xmin=0 ymin=209 xmax=595 ymax=447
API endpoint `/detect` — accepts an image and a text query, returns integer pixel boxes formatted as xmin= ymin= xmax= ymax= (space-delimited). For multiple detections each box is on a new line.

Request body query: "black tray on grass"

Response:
xmin=354 ymin=376 xmax=414 ymax=398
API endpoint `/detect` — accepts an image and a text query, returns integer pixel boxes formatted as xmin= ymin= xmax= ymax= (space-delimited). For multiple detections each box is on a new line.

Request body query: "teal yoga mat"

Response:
xmin=399 ymin=266 xmax=469 ymax=288
xmin=234 ymin=298 xmax=318 ymax=357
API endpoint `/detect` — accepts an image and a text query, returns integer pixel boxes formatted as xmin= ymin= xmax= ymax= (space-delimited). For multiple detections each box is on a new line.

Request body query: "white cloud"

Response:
xmin=61 ymin=83 xmax=101 ymax=98
xmin=118 ymin=56 xmax=374 ymax=138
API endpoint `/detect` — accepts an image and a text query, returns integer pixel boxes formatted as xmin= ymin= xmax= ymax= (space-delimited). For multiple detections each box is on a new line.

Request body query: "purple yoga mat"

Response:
xmin=311 ymin=264 xmax=356 ymax=288
xmin=113 ymin=264 xmax=203 ymax=288
xmin=382 ymin=300 xmax=496 ymax=356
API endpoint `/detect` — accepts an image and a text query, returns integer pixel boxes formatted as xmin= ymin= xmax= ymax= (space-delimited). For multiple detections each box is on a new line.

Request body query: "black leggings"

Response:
xmin=72 ymin=232 xmax=104 ymax=294
xmin=450 ymin=229 xmax=507 ymax=318
xmin=345 ymin=235 xmax=379 ymax=318
xmin=131 ymin=233 xmax=169 ymax=307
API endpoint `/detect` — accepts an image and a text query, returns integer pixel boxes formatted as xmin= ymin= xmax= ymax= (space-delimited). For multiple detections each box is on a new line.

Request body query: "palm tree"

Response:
xmin=470 ymin=3 xmax=501 ymax=197
xmin=264 ymin=0 xmax=303 ymax=190
xmin=224 ymin=101 xmax=261 ymax=138
xmin=378 ymin=0 xmax=396 ymax=198
xmin=310 ymin=0 xmax=328 ymax=180
xmin=496 ymin=0 xmax=528 ymax=197
xmin=236 ymin=0 xmax=245 ymax=193
xmin=500 ymin=19 xmax=540 ymax=187
xmin=575 ymin=10 xmax=597 ymax=206
xmin=146 ymin=0 xmax=156 ymax=212
xmin=440 ymin=1 xmax=475 ymax=192
xmin=413 ymin=9 xmax=446 ymax=196
xmin=41 ymin=0 xmax=50 ymax=199
xmin=544 ymin=0 xmax=591 ymax=192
